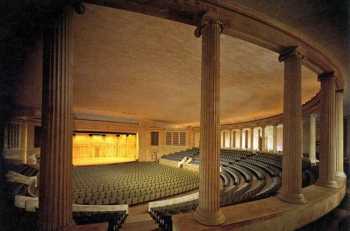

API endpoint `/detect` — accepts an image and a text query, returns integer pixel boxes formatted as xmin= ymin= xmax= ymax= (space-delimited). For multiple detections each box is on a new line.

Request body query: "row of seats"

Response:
xmin=6 ymin=163 xmax=38 ymax=197
xmin=152 ymin=148 xmax=317 ymax=230
xmin=72 ymin=162 xmax=199 ymax=205
xmin=150 ymin=200 xmax=198 ymax=231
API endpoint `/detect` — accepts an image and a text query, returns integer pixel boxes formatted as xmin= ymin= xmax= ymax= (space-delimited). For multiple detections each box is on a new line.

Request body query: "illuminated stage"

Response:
xmin=73 ymin=132 xmax=138 ymax=166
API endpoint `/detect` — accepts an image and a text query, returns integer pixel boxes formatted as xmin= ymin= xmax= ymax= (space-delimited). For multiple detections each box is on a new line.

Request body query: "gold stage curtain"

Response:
xmin=73 ymin=133 xmax=137 ymax=166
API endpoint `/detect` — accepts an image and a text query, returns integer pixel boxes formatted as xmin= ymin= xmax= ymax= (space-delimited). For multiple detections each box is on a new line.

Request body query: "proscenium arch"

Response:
xmin=86 ymin=0 xmax=344 ymax=90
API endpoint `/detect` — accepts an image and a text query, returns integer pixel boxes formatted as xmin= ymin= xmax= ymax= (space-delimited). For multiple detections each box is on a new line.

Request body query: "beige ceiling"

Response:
xmin=17 ymin=3 xmax=320 ymax=126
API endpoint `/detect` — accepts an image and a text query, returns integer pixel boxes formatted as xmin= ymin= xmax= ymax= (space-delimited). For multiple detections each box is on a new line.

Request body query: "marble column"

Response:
xmin=317 ymin=72 xmax=338 ymax=188
xmin=39 ymin=6 xmax=74 ymax=231
xmin=273 ymin=125 xmax=278 ymax=153
xmin=193 ymin=14 xmax=225 ymax=226
xmin=278 ymin=47 xmax=306 ymax=204
xmin=336 ymin=89 xmax=346 ymax=177
xmin=250 ymin=128 xmax=254 ymax=150
xmin=309 ymin=113 xmax=317 ymax=165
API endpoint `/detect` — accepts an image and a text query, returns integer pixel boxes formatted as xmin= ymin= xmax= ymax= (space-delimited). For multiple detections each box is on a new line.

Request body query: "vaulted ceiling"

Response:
xmin=16 ymin=4 xmax=320 ymax=126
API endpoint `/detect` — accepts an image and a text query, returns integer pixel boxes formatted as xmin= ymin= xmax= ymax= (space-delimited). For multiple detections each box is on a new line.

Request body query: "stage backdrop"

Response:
xmin=72 ymin=132 xmax=138 ymax=166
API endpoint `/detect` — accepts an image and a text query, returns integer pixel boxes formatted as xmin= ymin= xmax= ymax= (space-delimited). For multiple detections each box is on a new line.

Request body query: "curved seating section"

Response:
xmin=150 ymin=199 xmax=198 ymax=231
xmin=5 ymin=151 xmax=317 ymax=230
xmin=163 ymin=148 xmax=199 ymax=160
xmin=153 ymin=148 xmax=318 ymax=230
xmin=7 ymin=163 xmax=39 ymax=177
xmin=73 ymin=162 xmax=199 ymax=205
xmin=5 ymin=163 xmax=38 ymax=197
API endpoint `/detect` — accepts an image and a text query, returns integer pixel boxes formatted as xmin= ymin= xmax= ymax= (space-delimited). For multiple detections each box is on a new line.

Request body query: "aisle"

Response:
xmin=120 ymin=204 xmax=158 ymax=231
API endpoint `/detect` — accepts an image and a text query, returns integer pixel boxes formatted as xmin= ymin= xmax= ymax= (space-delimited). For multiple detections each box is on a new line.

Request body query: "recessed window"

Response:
xmin=150 ymin=131 xmax=159 ymax=146
xmin=165 ymin=131 xmax=186 ymax=146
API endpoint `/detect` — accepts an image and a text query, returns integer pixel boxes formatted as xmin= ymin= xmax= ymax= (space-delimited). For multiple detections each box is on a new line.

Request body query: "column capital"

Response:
xmin=279 ymin=46 xmax=303 ymax=62
xmin=71 ymin=0 xmax=85 ymax=14
xmin=310 ymin=113 xmax=318 ymax=119
xmin=39 ymin=0 xmax=85 ymax=16
xmin=194 ymin=13 xmax=223 ymax=38
xmin=318 ymin=71 xmax=335 ymax=81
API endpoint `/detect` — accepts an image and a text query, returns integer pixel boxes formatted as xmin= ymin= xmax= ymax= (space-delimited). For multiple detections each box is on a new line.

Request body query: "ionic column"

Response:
xmin=232 ymin=130 xmax=236 ymax=149
xmin=20 ymin=121 xmax=29 ymax=164
xmin=336 ymin=89 xmax=346 ymax=178
xmin=316 ymin=72 xmax=338 ymax=188
xmin=277 ymin=47 xmax=306 ymax=204
xmin=239 ymin=129 xmax=243 ymax=149
xmin=261 ymin=126 xmax=266 ymax=152
xmin=273 ymin=125 xmax=278 ymax=153
xmin=309 ymin=113 xmax=317 ymax=165
xmin=220 ymin=131 xmax=224 ymax=148
xmin=39 ymin=6 xmax=75 ymax=230
xmin=193 ymin=14 xmax=225 ymax=226
xmin=250 ymin=127 xmax=254 ymax=150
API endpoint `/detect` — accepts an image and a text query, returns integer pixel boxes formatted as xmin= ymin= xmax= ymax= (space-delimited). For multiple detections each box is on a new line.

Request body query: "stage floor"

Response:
xmin=73 ymin=157 xmax=137 ymax=166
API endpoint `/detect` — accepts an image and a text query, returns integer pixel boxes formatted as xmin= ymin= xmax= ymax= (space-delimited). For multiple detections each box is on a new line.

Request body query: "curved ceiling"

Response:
xmin=16 ymin=3 xmax=320 ymax=126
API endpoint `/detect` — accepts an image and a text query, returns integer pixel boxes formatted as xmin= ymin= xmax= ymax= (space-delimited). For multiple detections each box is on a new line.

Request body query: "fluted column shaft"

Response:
xmin=250 ymin=128 xmax=254 ymax=150
xmin=238 ymin=129 xmax=242 ymax=149
xmin=317 ymin=73 xmax=338 ymax=188
xmin=232 ymin=130 xmax=236 ymax=149
xmin=261 ymin=126 xmax=266 ymax=151
xmin=278 ymin=48 xmax=306 ymax=204
xmin=39 ymin=6 xmax=74 ymax=231
xmin=309 ymin=113 xmax=317 ymax=165
xmin=336 ymin=90 xmax=346 ymax=177
xmin=273 ymin=125 xmax=278 ymax=153
xmin=193 ymin=15 xmax=225 ymax=226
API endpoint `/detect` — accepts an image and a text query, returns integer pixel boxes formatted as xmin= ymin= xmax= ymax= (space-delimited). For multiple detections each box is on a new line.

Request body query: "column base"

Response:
xmin=277 ymin=192 xmax=306 ymax=204
xmin=336 ymin=172 xmax=347 ymax=178
xmin=316 ymin=179 xmax=339 ymax=189
xmin=193 ymin=207 xmax=225 ymax=226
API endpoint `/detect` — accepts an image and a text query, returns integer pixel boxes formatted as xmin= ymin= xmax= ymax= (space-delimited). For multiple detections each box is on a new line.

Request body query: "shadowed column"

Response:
xmin=193 ymin=14 xmax=225 ymax=226
xmin=278 ymin=47 xmax=306 ymax=204
xmin=39 ymin=6 xmax=74 ymax=231
xmin=317 ymin=72 xmax=338 ymax=188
